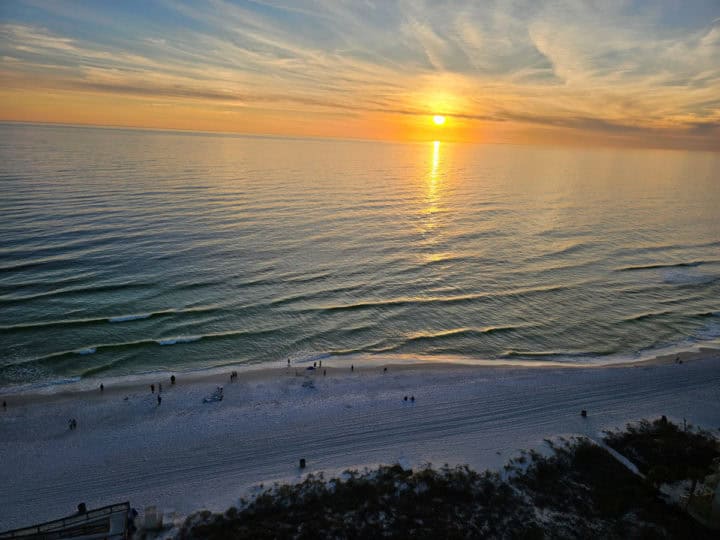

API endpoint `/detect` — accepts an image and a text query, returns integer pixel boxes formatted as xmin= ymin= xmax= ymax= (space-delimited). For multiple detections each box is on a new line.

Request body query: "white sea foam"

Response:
xmin=157 ymin=336 xmax=202 ymax=346
xmin=76 ymin=347 xmax=97 ymax=355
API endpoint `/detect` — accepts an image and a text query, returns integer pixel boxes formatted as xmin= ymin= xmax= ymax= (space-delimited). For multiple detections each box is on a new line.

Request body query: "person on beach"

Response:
xmin=411 ymin=396 xmax=415 ymax=402
xmin=150 ymin=384 xmax=155 ymax=393
xmin=171 ymin=375 xmax=176 ymax=385
xmin=3 ymin=400 xmax=6 ymax=410
xmin=323 ymin=369 xmax=326 ymax=376
xmin=351 ymin=364 xmax=354 ymax=372
xmin=403 ymin=396 xmax=408 ymax=401
xmin=319 ymin=360 xmax=322 ymax=368
xmin=159 ymin=383 xmax=162 ymax=393
xmin=100 ymin=383 xmax=104 ymax=392
xmin=383 ymin=367 xmax=387 ymax=374
xmin=287 ymin=359 xmax=291 ymax=367
xmin=313 ymin=362 xmax=317 ymax=368
xmin=157 ymin=394 xmax=162 ymax=406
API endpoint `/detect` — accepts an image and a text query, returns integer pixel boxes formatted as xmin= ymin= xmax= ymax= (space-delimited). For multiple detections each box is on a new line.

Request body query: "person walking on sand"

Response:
xmin=157 ymin=394 xmax=162 ymax=406
xmin=171 ymin=374 xmax=176 ymax=385
xmin=100 ymin=383 xmax=104 ymax=392
xmin=158 ymin=383 xmax=162 ymax=393
xmin=150 ymin=384 xmax=155 ymax=393
xmin=351 ymin=364 xmax=354 ymax=372
xmin=3 ymin=400 xmax=7 ymax=410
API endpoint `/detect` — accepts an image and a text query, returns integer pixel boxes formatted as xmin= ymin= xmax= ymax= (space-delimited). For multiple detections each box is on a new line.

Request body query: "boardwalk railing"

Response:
xmin=0 ymin=502 xmax=130 ymax=539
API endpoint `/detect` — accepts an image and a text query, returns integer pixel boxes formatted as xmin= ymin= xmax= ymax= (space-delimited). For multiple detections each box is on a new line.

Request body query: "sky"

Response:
xmin=1 ymin=0 xmax=719 ymax=150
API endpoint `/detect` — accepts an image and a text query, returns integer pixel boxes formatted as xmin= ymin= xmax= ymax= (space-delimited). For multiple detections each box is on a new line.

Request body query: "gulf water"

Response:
xmin=1 ymin=123 xmax=719 ymax=389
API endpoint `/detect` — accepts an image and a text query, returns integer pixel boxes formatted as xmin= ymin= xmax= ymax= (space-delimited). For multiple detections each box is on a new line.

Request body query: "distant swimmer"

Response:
xmin=100 ymin=383 xmax=104 ymax=392
xmin=171 ymin=375 xmax=176 ymax=385
xmin=403 ymin=396 xmax=408 ymax=402
xmin=150 ymin=384 xmax=155 ymax=393
xmin=157 ymin=394 xmax=162 ymax=406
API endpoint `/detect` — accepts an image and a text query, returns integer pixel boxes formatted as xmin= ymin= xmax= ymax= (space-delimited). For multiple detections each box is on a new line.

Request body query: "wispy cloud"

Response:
xmin=1 ymin=0 xmax=718 ymax=149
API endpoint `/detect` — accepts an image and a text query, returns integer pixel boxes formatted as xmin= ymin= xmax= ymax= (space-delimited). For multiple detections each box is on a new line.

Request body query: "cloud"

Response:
xmin=1 ymin=1 xmax=719 ymax=149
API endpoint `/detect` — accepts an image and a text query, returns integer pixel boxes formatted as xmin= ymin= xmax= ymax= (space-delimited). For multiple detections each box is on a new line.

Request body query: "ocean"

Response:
xmin=1 ymin=123 xmax=719 ymax=390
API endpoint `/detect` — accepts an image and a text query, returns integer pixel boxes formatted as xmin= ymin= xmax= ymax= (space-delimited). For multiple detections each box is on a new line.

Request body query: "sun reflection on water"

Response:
xmin=426 ymin=141 xmax=441 ymax=211
xmin=418 ymin=141 xmax=444 ymax=262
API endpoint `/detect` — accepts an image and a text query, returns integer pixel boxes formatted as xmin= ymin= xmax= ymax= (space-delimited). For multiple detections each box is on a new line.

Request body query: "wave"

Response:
xmin=621 ymin=311 xmax=673 ymax=323
xmin=298 ymin=285 xmax=572 ymax=314
xmin=501 ymin=348 xmax=620 ymax=359
xmin=15 ymin=327 xmax=285 ymax=366
xmin=622 ymin=310 xmax=719 ymax=325
xmin=404 ymin=326 xmax=519 ymax=343
xmin=0 ymin=305 xmax=218 ymax=332
xmin=615 ymin=261 xmax=707 ymax=272
xmin=157 ymin=335 xmax=202 ymax=345
xmin=109 ymin=313 xmax=152 ymax=323
xmin=524 ymin=241 xmax=591 ymax=263
xmin=342 ymin=327 xmax=522 ymax=356
xmin=0 ymin=280 xmax=156 ymax=305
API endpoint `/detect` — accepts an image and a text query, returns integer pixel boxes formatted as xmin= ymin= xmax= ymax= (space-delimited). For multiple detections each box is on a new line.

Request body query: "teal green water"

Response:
xmin=1 ymin=123 xmax=719 ymax=389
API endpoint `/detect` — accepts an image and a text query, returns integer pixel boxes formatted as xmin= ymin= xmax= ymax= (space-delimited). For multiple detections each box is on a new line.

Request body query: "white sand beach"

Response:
xmin=1 ymin=350 xmax=719 ymax=530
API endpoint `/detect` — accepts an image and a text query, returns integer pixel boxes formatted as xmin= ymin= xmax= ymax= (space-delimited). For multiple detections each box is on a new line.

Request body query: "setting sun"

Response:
xmin=433 ymin=115 xmax=446 ymax=126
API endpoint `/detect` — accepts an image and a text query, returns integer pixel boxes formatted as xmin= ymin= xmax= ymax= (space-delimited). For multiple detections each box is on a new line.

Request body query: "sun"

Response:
xmin=433 ymin=115 xmax=446 ymax=126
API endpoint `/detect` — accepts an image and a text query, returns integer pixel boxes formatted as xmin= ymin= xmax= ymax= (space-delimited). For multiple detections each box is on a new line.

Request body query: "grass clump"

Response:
xmin=178 ymin=419 xmax=718 ymax=539
xmin=603 ymin=417 xmax=719 ymax=485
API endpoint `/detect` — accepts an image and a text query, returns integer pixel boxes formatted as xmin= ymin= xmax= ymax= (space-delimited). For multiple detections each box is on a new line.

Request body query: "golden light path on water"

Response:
xmin=421 ymin=140 xmax=445 ymax=264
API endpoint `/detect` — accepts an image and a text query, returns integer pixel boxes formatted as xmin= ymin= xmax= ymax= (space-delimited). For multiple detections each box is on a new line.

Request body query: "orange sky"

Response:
xmin=1 ymin=1 xmax=719 ymax=150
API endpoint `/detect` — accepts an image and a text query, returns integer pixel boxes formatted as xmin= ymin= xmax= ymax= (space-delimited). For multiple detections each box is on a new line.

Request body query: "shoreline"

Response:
xmin=2 ymin=347 xmax=719 ymax=529
xmin=2 ymin=346 xmax=718 ymax=406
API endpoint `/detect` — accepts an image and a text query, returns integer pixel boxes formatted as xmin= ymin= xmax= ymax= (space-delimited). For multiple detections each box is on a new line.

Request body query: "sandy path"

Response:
xmin=1 ymin=353 xmax=719 ymax=530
